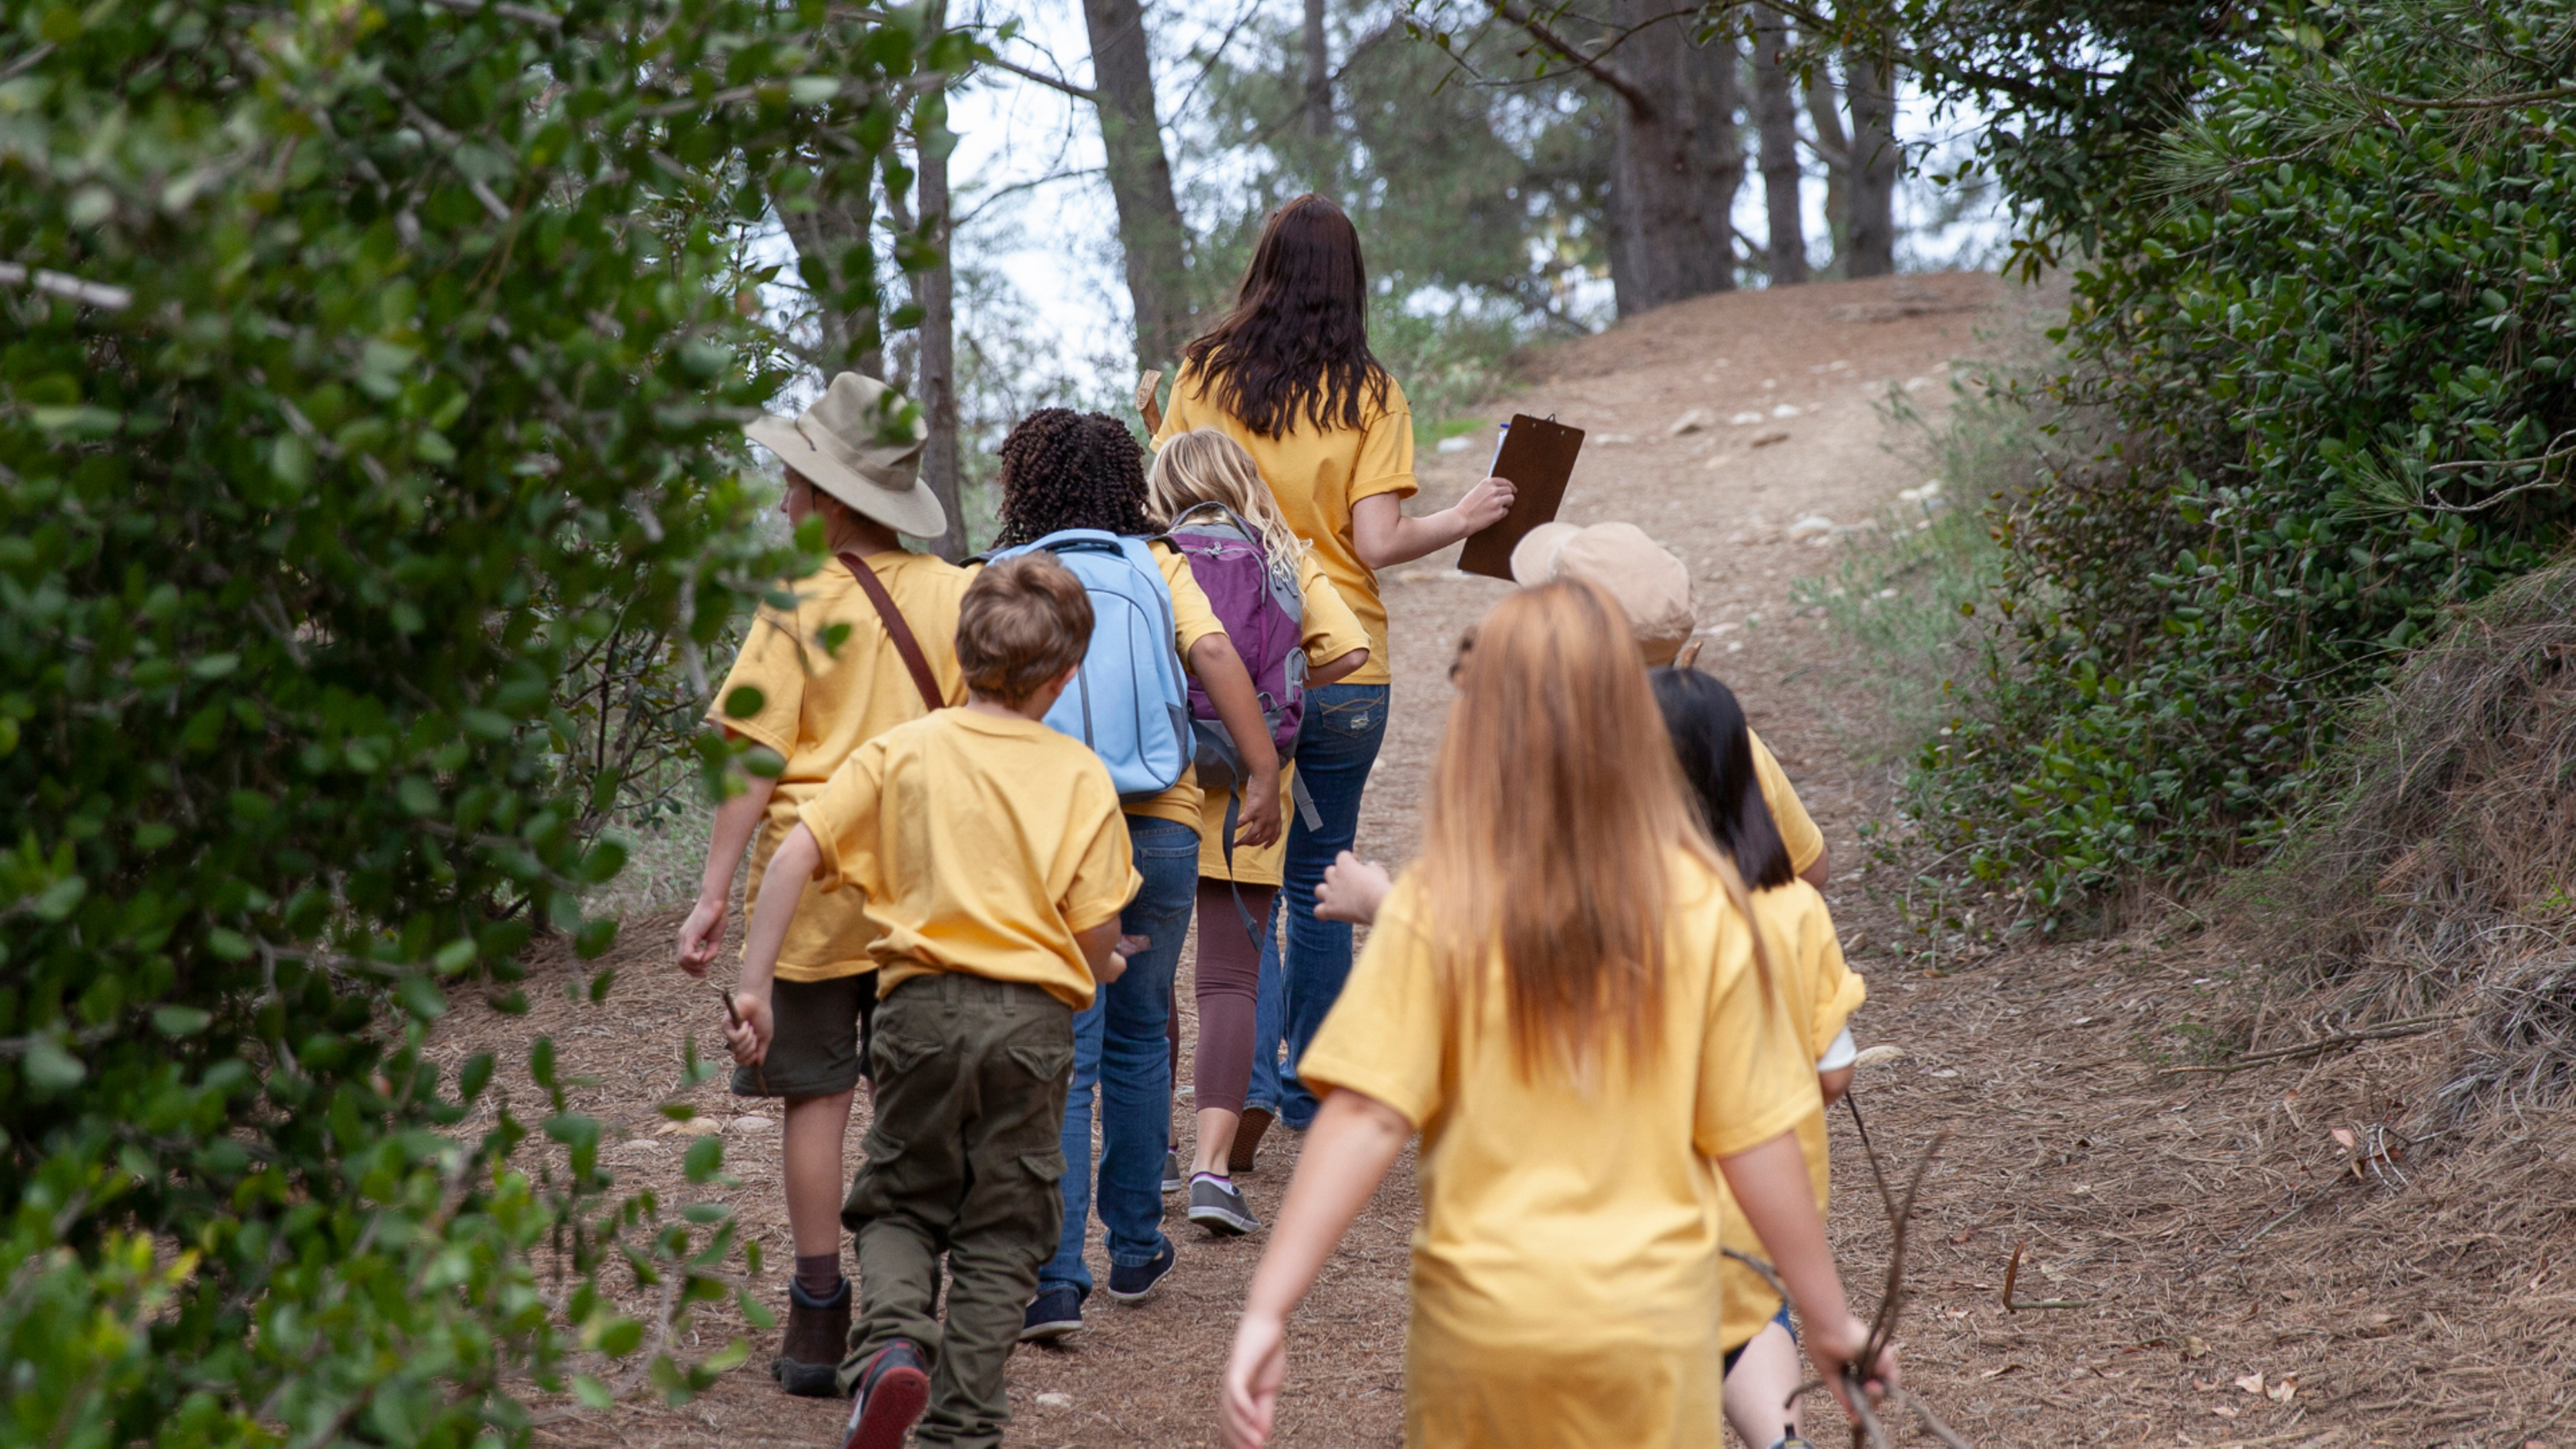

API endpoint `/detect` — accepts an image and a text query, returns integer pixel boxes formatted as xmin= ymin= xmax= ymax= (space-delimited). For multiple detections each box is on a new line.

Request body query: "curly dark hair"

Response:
xmin=991 ymin=409 xmax=1157 ymax=547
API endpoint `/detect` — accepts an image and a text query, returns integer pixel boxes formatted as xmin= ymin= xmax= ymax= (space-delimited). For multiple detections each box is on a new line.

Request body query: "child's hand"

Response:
xmin=1235 ymin=773 xmax=1283 ymax=850
xmin=1808 ymin=1312 xmax=1898 ymax=1420
xmin=1314 ymin=852 xmax=1393 ymax=926
xmin=1097 ymin=933 xmax=1149 ymax=986
xmin=722 ymin=990 xmax=773 ymax=1067
xmin=1220 ymin=1309 xmax=1287 ymax=1448
xmin=675 ymin=894 xmax=727 ymax=978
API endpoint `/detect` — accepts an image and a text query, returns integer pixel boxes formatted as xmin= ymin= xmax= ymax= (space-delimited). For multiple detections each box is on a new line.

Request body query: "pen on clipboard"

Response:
xmin=1489 ymin=419 xmax=1510 ymax=475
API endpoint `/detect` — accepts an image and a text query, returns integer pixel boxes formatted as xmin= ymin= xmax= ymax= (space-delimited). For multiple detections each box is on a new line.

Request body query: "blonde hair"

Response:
xmin=1146 ymin=429 xmax=1305 ymax=588
xmin=1415 ymin=579 xmax=1743 ymax=1081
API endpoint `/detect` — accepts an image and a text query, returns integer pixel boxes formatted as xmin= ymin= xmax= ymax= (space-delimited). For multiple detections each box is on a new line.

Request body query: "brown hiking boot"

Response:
xmin=771 ymin=1275 xmax=850 ymax=1397
xmin=1228 ymin=1106 xmax=1273 ymax=1175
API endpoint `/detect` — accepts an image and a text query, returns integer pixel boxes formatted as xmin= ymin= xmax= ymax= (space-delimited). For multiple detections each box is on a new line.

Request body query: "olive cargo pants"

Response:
xmin=835 ymin=971 xmax=1073 ymax=1449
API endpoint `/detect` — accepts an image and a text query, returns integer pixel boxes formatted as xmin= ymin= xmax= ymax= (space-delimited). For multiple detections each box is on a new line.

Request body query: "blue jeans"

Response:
xmin=1042 ymin=814 xmax=1198 ymax=1297
xmin=1247 ymin=893 xmax=1286 ymax=1115
xmin=1265 ymin=683 xmax=1389 ymax=1129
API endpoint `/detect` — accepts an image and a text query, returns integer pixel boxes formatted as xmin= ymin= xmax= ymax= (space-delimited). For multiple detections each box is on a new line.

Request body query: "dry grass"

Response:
xmin=2222 ymin=560 xmax=2576 ymax=1131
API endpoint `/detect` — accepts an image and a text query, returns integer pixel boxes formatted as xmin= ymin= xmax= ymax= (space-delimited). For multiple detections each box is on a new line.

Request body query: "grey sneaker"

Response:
xmin=1161 ymin=1149 xmax=1185 ymax=1195
xmin=1186 ymin=1173 xmax=1260 ymax=1236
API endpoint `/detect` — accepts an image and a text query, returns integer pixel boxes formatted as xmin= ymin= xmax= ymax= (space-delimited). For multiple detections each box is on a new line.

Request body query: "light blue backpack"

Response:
xmin=983 ymin=529 xmax=1192 ymax=800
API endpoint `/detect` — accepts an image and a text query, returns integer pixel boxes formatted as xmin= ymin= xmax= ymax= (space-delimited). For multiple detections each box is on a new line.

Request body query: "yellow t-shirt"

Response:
xmin=710 ymin=551 xmax=971 ymax=983
xmin=1195 ymin=553 xmax=1371 ymax=883
xmin=1299 ymin=855 xmax=1819 ymax=1449
xmin=1715 ymin=879 xmax=1867 ymax=1352
xmin=1749 ymin=729 xmax=1824 ymax=877
xmin=963 ymin=542 xmax=1228 ymax=835
xmin=796 ymin=709 xmax=1142 ymax=1011
xmin=1156 ymin=363 xmax=1415 ymax=687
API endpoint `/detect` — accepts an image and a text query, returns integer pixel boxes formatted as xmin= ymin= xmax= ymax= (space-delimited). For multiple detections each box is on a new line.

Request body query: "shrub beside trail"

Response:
xmin=1 ymin=3 xmax=963 ymax=1443
xmin=1912 ymin=1 xmax=2576 ymax=929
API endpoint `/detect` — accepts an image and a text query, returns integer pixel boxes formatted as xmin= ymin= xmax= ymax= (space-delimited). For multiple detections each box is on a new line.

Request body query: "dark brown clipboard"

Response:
xmin=1456 ymin=413 xmax=1585 ymax=580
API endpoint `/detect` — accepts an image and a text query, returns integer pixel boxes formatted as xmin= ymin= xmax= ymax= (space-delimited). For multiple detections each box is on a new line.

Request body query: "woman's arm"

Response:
xmin=1188 ymin=635 xmax=1285 ymax=849
xmin=678 ymin=740 xmax=777 ymax=977
xmin=1222 ymin=1089 xmax=1413 ymax=1448
xmin=1306 ymin=647 xmax=1368 ymax=690
xmin=1347 ymin=478 xmax=1519 ymax=572
xmin=1718 ymin=1131 xmax=1897 ymax=1419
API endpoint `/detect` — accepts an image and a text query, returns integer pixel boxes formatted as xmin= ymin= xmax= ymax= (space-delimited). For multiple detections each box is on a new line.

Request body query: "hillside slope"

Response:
xmin=464 ymin=272 xmax=2558 ymax=1449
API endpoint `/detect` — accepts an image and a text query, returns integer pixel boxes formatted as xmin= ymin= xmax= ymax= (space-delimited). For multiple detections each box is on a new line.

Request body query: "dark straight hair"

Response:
xmin=1649 ymin=667 xmax=1797 ymax=892
xmin=1180 ymin=194 xmax=1391 ymax=439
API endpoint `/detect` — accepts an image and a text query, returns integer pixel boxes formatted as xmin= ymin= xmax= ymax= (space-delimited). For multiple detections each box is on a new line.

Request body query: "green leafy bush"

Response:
xmin=1913 ymin=1 xmax=2576 ymax=929
xmin=1 ymin=0 xmax=961 ymax=1441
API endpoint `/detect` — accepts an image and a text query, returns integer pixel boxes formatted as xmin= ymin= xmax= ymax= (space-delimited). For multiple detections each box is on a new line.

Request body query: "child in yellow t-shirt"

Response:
xmin=1507 ymin=518 xmax=1833 ymax=887
xmin=977 ymin=410 xmax=1286 ymax=1333
xmin=1142 ymin=429 xmax=1373 ymax=1235
xmin=1218 ymin=580 xmax=1892 ymax=1449
xmin=1651 ymin=665 xmax=1866 ymax=1449
xmin=724 ymin=554 xmax=1142 ymax=1449
xmin=676 ymin=374 xmax=971 ymax=1395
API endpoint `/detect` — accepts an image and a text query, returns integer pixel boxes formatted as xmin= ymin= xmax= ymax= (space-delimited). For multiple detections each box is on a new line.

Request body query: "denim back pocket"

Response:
xmin=1313 ymin=696 xmax=1378 ymax=737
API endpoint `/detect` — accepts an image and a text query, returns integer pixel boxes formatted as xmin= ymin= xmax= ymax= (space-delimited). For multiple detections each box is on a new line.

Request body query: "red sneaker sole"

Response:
xmin=841 ymin=1364 xmax=928 ymax=1449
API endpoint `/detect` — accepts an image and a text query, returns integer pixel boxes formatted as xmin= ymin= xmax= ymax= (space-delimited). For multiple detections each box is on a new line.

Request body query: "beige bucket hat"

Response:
xmin=743 ymin=372 xmax=945 ymax=538
xmin=1510 ymin=519 xmax=1696 ymax=665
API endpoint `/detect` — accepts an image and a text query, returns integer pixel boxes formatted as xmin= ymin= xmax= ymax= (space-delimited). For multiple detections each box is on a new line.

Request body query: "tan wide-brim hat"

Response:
xmin=743 ymin=372 xmax=945 ymax=538
xmin=1510 ymin=519 xmax=1696 ymax=665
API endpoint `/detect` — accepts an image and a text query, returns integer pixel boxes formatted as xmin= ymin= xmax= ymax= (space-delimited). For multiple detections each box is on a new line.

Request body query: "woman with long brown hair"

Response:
xmin=1152 ymin=193 xmax=1515 ymax=1155
xmin=1216 ymin=580 xmax=1893 ymax=1449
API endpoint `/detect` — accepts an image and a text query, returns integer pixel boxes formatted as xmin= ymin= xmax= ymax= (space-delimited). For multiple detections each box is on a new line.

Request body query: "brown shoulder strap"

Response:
xmin=841 ymin=552 xmax=946 ymax=713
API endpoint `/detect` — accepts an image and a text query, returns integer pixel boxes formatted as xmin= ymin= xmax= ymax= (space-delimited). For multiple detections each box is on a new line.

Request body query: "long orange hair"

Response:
xmin=1415 ymin=578 xmax=1728 ymax=1080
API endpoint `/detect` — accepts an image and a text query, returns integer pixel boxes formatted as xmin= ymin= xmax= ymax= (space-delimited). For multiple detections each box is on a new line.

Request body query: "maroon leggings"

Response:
xmin=1168 ymin=879 xmax=1275 ymax=1118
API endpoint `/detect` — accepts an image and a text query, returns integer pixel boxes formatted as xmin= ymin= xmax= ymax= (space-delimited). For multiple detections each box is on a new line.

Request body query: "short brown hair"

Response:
xmin=957 ymin=554 xmax=1093 ymax=704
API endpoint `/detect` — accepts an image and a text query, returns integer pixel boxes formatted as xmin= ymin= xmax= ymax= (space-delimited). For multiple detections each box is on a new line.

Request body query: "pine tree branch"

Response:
xmin=979 ymin=55 xmax=1096 ymax=103
xmin=1487 ymin=1 xmax=1658 ymax=115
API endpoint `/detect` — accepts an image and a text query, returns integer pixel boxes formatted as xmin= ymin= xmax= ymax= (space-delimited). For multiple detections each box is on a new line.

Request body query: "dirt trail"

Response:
xmin=470 ymin=272 xmax=2538 ymax=1449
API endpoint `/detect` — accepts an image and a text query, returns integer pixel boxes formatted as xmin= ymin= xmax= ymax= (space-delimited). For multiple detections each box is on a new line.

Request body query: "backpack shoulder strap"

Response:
xmin=841 ymin=553 xmax=945 ymax=713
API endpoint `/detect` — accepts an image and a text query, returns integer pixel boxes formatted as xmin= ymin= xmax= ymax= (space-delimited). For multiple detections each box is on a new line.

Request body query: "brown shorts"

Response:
xmin=732 ymin=973 xmax=879 ymax=1099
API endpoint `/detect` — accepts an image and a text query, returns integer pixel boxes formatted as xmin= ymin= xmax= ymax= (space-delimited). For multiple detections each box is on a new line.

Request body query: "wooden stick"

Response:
xmin=2157 ymin=1016 xmax=2456 ymax=1076
xmin=2001 ymin=1239 xmax=2090 ymax=1311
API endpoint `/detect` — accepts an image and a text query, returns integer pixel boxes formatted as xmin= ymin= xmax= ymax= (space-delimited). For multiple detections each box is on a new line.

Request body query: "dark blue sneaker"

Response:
xmin=1105 ymin=1241 xmax=1176 ymax=1302
xmin=1019 ymin=1284 xmax=1084 ymax=1342
xmin=839 ymin=1340 xmax=928 ymax=1449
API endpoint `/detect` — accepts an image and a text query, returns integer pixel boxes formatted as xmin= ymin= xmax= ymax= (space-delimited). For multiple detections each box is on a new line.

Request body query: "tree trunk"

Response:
xmin=1844 ymin=50 xmax=1900 ymax=278
xmin=775 ymin=171 xmax=883 ymax=378
xmin=1750 ymin=6 xmax=1807 ymax=285
xmin=1605 ymin=2 xmax=1741 ymax=316
xmin=1804 ymin=60 xmax=1851 ymax=276
xmin=1081 ymin=0 xmax=1191 ymax=373
xmin=916 ymin=91 xmax=964 ymax=560
xmin=1302 ymin=0 xmax=1330 ymax=140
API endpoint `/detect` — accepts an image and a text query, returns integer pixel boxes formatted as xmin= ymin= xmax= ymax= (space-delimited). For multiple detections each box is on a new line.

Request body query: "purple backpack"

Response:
xmin=1163 ymin=502 xmax=1306 ymax=794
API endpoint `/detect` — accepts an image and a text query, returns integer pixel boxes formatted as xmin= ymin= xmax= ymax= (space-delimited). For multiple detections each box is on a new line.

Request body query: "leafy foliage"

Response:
xmin=0 ymin=0 xmax=962 ymax=1441
xmin=1909 ymin=1 xmax=2576 ymax=928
